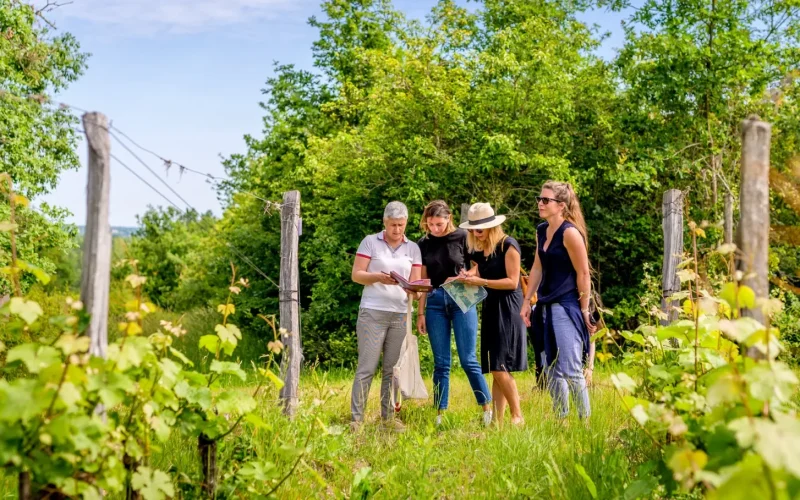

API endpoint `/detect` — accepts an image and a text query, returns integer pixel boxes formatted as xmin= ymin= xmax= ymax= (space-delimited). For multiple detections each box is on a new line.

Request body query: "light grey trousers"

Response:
xmin=351 ymin=307 xmax=406 ymax=421
xmin=542 ymin=303 xmax=591 ymax=419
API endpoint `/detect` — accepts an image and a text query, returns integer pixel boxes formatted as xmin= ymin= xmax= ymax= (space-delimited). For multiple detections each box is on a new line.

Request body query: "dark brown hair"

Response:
xmin=420 ymin=200 xmax=457 ymax=236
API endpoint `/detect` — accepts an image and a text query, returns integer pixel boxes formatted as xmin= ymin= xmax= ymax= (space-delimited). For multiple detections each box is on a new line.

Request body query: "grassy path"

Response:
xmin=1 ymin=369 xmax=656 ymax=498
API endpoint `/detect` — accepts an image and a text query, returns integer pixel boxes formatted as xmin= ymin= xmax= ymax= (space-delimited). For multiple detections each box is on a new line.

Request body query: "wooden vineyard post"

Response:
xmin=724 ymin=192 xmax=734 ymax=245
xmin=737 ymin=117 xmax=771 ymax=324
xmin=461 ymin=203 xmax=470 ymax=225
xmin=661 ymin=190 xmax=684 ymax=326
xmin=279 ymin=190 xmax=302 ymax=417
xmin=81 ymin=112 xmax=112 ymax=359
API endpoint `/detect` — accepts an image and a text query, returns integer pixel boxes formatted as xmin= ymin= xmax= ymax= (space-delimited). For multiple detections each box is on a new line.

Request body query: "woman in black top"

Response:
xmin=459 ymin=203 xmax=527 ymax=426
xmin=417 ymin=201 xmax=493 ymax=427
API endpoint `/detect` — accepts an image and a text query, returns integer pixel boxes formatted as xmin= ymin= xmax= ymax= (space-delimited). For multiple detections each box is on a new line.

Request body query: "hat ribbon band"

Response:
xmin=468 ymin=215 xmax=496 ymax=226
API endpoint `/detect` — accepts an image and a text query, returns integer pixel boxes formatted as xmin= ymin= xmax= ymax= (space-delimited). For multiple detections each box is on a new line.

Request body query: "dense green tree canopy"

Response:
xmin=126 ymin=0 xmax=800 ymax=365
xmin=0 ymin=1 xmax=87 ymax=295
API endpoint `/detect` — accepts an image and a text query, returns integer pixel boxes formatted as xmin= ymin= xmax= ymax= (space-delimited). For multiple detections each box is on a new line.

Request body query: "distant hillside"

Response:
xmin=77 ymin=226 xmax=139 ymax=238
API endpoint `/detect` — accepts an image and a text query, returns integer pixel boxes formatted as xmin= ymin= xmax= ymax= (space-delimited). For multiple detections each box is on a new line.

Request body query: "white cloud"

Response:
xmin=45 ymin=0 xmax=310 ymax=34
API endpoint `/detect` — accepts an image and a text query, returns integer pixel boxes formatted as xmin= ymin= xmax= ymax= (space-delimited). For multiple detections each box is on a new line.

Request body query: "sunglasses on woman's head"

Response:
xmin=536 ymin=196 xmax=562 ymax=205
xmin=468 ymin=229 xmax=485 ymax=234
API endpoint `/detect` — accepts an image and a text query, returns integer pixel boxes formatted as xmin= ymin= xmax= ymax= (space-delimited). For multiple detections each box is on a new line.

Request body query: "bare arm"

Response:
xmin=563 ymin=227 xmax=597 ymax=334
xmin=525 ymin=251 xmax=543 ymax=303
xmin=351 ymin=256 xmax=396 ymax=286
xmin=520 ymin=249 xmax=542 ymax=326
xmin=463 ymin=247 xmax=520 ymax=290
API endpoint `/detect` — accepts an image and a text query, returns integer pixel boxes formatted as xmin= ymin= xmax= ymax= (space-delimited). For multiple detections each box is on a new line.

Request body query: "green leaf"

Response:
xmin=574 ymin=464 xmax=597 ymax=499
xmin=7 ymin=344 xmax=61 ymax=373
xmin=623 ymin=478 xmax=657 ymax=500
xmin=8 ymin=297 xmax=43 ymax=325
xmin=611 ymin=372 xmax=637 ymax=393
xmin=16 ymin=260 xmax=51 ymax=285
xmin=738 ymin=285 xmax=756 ymax=310
xmin=263 ymin=369 xmax=285 ymax=390
xmin=0 ymin=379 xmax=50 ymax=421
xmin=199 ymin=335 xmax=220 ymax=354
xmin=215 ymin=324 xmax=242 ymax=350
xmin=216 ymin=391 xmax=257 ymax=415
xmin=131 ymin=466 xmax=174 ymax=500
xmin=169 ymin=347 xmax=193 ymax=367
xmin=719 ymin=282 xmax=738 ymax=312
xmin=58 ymin=382 xmax=82 ymax=409
xmin=620 ymin=331 xmax=646 ymax=346
xmin=55 ymin=335 xmax=90 ymax=355
xmin=210 ymin=360 xmax=246 ymax=381
xmin=107 ymin=336 xmax=151 ymax=371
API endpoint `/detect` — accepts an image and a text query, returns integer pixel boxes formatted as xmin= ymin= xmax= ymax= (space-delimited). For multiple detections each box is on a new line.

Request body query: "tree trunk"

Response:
xmin=198 ymin=434 xmax=217 ymax=497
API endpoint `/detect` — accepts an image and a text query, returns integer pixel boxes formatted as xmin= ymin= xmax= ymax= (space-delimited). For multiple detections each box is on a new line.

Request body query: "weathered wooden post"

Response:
xmin=661 ymin=190 xmax=683 ymax=326
xmin=461 ymin=203 xmax=470 ymax=225
xmin=724 ymin=192 xmax=734 ymax=245
xmin=81 ymin=112 xmax=112 ymax=359
xmin=737 ymin=117 xmax=771 ymax=324
xmin=279 ymin=190 xmax=302 ymax=417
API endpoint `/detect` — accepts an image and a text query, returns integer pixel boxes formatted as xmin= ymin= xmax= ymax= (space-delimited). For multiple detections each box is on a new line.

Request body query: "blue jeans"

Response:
xmin=426 ymin=288 xmax=491 ymax=410
xmin=542 ymin=304 xmax=591 ymax=419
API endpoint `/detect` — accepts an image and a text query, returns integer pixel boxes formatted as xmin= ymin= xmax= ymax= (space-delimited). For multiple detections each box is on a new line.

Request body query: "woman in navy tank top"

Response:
xmin=520 ymin=181 xmax=597 ymax=419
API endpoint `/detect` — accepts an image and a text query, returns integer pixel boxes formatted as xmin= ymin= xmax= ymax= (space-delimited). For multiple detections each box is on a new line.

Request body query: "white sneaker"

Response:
xmin=435 ymin=415 xmax=443 ymax=427
xmin=483 ymin=410 xmax=493 ymax=427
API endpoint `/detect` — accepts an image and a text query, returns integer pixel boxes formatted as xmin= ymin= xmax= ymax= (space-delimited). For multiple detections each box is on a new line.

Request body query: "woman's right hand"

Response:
xmin=520 ymin=305 xmax=532 ymax=327
xmin=416 ymin=315 xmax=427 ymax=335
xmin=375 ymin=272 xmax=398 ymax=285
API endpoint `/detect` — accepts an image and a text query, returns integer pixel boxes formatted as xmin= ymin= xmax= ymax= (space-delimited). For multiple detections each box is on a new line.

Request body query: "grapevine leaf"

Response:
xmin=131 ymin=466 xmax=174 ymax=500
xmin=738 ymin=285 xmax=756 ymax=310
xmin=199 ymin=335 xmax=220 ymax=354
xmin=209 ymin=360 xmax=246 ymax=381
xmin=611 ymin=372 xmax=637 ymax=393
xmin=7 ymin=344 xmax=61 ymax=373
xmin=55 ymin=335 xmax=90 ymax=356
xmin=8 ymin=298 xmax=43 ymax=325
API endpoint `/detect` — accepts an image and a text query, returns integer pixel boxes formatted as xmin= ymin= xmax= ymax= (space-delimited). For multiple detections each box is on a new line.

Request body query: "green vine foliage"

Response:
xmin=609 ymin=230 xmax=800 ymax=498
xmin=0 ymin=201 xmax=299 ymax=498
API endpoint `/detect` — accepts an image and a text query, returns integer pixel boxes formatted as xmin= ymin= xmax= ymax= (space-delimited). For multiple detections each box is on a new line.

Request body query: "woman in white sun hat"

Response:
xmin=457 ymin=202 xmax=527 ymax=426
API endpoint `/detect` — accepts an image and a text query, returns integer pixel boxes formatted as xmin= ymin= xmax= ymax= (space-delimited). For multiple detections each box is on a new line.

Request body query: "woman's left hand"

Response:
xmin=583 ymin=311 xmax=598 ymax=334
xmin=584 ymin=367 xmax=593 ymax=386
xmin=404 ymin=289 xmax=421 ymax=300
xmin=459 ymin=276 xmax=486 ymax=287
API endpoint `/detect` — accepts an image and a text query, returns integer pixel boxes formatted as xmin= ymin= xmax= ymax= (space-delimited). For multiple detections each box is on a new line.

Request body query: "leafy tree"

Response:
xmin=128 ymin=207 xmax=215 ymax=309
xmin=0 ymin=1 xmax=87 ymax=295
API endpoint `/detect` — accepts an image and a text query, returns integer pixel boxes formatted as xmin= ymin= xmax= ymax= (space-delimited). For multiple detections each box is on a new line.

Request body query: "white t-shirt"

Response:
xmin=356 ymin=231 xmax=422 ymax=313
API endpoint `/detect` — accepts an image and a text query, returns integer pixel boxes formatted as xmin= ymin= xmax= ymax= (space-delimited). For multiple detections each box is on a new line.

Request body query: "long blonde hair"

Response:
xmin=542 ymin=180 xmax=589 ymax=250
xmin=466 ymin=225 xmax=506 ymax=256
xmin=419 ymin=200 xmax=457 ymax=236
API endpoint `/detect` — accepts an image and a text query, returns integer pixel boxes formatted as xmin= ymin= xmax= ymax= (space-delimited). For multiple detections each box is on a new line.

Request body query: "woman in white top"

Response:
xmin=350 ymin=201 xmax=422 ymax=433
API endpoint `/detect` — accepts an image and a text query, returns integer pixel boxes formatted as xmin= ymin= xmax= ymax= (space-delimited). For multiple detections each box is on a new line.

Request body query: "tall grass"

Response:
xmin=148 ymin=369 xmax=654 ymax=499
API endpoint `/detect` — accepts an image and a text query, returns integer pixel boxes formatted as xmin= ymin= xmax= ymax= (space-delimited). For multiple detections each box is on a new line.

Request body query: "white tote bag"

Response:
xmin=391 ymin=302 xmax=429 ymax=409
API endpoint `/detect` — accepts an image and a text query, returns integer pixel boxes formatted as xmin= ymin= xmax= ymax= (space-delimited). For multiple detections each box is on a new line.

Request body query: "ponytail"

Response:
xmin=541 ymin=181 xmax=589 ymax=250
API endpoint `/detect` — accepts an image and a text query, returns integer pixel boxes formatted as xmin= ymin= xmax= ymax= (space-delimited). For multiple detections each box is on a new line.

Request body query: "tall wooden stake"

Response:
xmin=661 ymin=189 xmax=683 ymax=326
xmin=737 ymin=117 xmax=771 ymax=324
xmin=279 ymin=190 xmax=302 ymax=417
xmin=81 ymin=112 xmax=112 ymax=359
xmin=460 ymin=203 xmax=470 ymax=225
xmin=724 ymin=192 xmax=734 ymax=245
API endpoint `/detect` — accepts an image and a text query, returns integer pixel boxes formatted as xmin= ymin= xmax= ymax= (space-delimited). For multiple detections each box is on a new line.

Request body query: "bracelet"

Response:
xmin=484 ymin=279 xmax=489 ymax=287
xmin=581 ymin=308 xmax=590 ymax=314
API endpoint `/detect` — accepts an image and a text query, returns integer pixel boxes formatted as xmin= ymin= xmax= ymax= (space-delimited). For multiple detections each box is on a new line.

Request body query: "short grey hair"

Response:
xmin=383 ymin=201 xmax=408 ymax=220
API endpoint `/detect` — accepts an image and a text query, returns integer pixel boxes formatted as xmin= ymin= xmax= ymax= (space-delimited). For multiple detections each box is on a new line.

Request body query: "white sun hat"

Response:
xmin=458 ymin=203 xmax=507 ymax=230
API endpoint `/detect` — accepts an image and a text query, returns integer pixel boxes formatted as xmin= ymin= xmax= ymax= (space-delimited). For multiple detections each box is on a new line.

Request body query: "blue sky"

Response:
xmin=39 ymin=0 xmax=629 ymax=226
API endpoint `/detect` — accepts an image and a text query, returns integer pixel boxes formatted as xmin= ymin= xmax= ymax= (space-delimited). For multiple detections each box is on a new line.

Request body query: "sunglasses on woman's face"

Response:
xmin=536 ymin=196 xmax=562 ymax=205
xmin=469 ymin=229 xmax=485 ymax=234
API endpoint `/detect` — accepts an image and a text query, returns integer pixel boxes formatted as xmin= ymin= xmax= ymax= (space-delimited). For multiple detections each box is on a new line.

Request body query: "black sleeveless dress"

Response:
xmin=471 ymin=237 xmax=529 ymax=374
